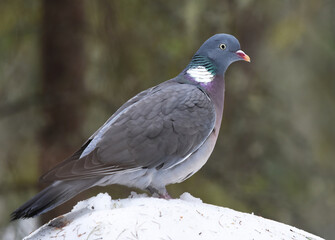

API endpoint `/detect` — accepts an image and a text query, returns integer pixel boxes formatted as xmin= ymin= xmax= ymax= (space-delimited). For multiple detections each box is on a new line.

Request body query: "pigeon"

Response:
xmin=11 ymin=33 xmax=250 ymax=220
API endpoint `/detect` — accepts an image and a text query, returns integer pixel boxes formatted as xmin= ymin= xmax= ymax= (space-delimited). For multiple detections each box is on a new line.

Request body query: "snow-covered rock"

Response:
xmin=24 ymin=192 xmax=323 ymax=240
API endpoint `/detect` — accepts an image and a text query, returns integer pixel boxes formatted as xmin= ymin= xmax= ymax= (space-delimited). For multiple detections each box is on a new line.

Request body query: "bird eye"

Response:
xmin=219 ymin=44 xmax=226 ymax=50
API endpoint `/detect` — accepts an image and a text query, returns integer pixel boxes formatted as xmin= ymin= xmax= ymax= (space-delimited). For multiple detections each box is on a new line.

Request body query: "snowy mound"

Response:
xmin=24 ymin=192 xmax=323 ymax=240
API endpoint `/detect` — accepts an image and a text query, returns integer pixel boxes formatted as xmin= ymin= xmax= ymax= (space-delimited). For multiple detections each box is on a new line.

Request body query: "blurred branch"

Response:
xmin=0 ymin=94 xmax=41 ymax=118
xmin=0 ymin=92 xmax=118 ymax=119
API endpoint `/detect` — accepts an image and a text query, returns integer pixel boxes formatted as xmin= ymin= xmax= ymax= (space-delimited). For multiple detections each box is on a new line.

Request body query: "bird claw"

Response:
xmin=147 ymin=186 xmax=172 ymax=199
xmin=159 ymin=193 xmax=172 ymax=200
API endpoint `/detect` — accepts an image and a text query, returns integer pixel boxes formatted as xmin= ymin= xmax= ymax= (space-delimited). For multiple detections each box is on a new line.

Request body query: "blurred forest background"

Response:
xmin=0 ymin=0 xmax=334 ymax=239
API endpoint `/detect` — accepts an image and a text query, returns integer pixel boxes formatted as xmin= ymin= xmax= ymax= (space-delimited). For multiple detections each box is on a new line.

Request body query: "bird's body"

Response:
xmin=11 ymin=33 xmax=250 ymax=220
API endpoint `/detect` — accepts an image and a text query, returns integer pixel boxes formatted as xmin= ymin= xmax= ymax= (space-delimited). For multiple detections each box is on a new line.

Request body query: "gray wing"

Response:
xmin=40 ymin=84 xmax=157 ymax=182
xmin=41 ymin=82 xmax=216 ymax=182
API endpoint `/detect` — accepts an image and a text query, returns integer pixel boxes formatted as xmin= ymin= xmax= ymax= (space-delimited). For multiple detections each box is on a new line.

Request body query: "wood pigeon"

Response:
xmin=11 ymin=33 xmax=250 ymax=220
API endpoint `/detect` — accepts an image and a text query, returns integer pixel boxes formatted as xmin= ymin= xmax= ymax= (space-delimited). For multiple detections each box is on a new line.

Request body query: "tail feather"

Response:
xmin=11 ymin=179 xmax=96 ymax=220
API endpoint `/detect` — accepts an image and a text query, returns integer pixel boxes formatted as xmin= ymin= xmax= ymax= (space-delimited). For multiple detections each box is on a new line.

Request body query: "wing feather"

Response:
xmin=41 ymin=81 xmax=216 ymax=182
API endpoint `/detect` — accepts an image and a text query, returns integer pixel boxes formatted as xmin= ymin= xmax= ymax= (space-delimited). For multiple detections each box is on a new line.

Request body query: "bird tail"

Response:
xmin=10 ymin=179 xmax=97 ymax=220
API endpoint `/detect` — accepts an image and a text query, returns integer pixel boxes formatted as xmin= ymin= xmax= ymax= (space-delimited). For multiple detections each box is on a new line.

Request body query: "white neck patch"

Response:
xmin=186 ymin=66 xmax=214 ymax=83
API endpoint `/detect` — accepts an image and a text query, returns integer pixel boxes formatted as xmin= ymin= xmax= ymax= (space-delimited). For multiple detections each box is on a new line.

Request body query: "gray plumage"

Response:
xmin=11 ymin=33 xmax=250 ymax=220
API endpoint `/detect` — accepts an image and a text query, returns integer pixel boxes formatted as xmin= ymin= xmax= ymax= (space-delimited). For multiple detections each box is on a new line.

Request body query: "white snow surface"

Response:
xmin=24 ymin=192 xmax=323 ymax=240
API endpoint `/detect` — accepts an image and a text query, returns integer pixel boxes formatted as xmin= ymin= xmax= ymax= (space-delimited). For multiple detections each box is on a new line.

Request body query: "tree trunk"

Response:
xmin=39 ymin=0 xmax=86 ymax=223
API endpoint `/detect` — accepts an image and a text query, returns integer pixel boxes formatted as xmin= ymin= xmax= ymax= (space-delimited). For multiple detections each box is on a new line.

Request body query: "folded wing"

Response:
xmin=41 ymin=81 xmax=216 ymax=182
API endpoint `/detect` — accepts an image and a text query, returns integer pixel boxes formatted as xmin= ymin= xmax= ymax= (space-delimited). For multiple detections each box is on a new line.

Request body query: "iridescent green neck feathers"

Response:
xmin=185 ymin=55 xmax=217 ymax=84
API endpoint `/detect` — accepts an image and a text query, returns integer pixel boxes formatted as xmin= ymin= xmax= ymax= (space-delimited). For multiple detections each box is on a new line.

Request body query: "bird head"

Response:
xmin=192 ymin=34 xmax=250 ymax=76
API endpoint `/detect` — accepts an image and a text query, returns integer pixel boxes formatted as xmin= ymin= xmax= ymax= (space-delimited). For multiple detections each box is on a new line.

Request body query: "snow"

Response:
xmin=1 ymin=218 xmax=37 ymax=240
xmin=24 ymin=192 xmax=324 ymax=240
xmin=179 ymin=192 xmax=202 ymax=203
xmin=72 ymin=192 xmax=112 ymax=212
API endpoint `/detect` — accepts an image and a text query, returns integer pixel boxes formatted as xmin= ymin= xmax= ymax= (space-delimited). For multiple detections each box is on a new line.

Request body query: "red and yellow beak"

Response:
xmin=236 ymin=50 xmax=251 ymax=62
